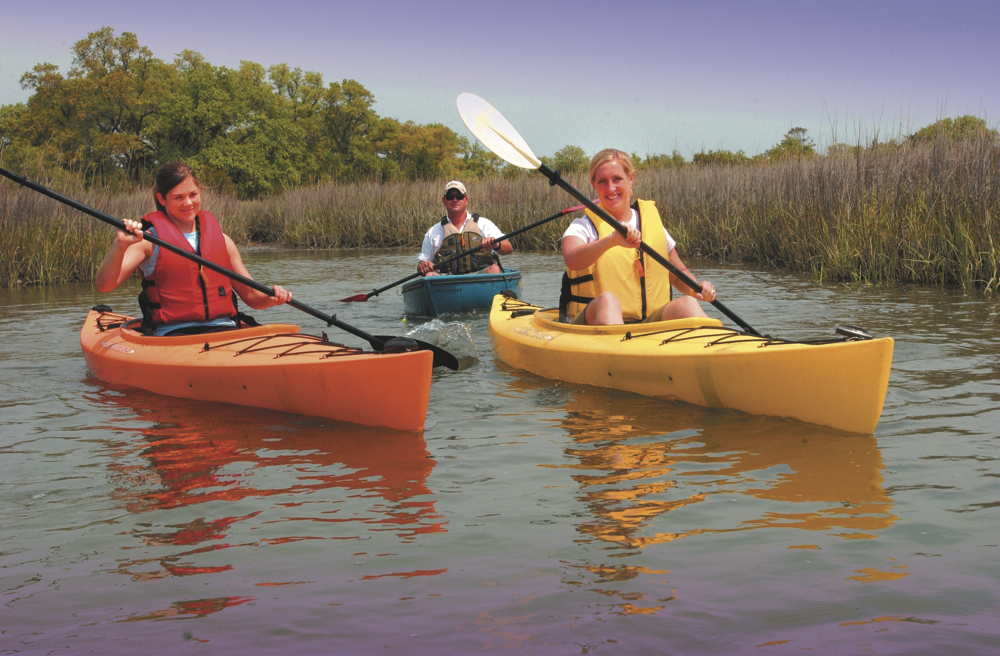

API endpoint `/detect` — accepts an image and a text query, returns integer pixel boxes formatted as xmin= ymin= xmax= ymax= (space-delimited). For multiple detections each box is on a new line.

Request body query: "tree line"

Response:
xmin=2 ymin=28 xmax=996 ymax=200
xmin=0 ymin=27 xmax=515 ymax=198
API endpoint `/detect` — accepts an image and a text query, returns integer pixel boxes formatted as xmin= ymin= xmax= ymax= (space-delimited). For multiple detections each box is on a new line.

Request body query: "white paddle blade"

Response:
xmin=457 ymin=93 xmax=541 ymax=169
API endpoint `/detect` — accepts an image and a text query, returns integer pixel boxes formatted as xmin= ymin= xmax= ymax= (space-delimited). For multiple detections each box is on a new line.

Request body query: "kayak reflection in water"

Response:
xmin=94 ymin=162 xmax=292 ymax=336
xmin=417 ymin=180 xmax=513 ymax=277
xmin=560 ymin=149 xmax=716 ymax=325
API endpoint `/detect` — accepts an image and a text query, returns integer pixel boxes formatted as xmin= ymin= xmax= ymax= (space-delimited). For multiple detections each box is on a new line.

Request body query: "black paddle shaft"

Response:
xmin=536 ymin=164 xmax=763 ymax=337
xmin=0 ymin=166 xmax=460 ymax=368
xmin=358 ymin=204 xmax=583 ymax=301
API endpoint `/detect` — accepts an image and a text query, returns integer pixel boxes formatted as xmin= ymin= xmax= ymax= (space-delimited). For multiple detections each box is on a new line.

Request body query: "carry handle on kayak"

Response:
xmin=0 ymin=166 xmax=460 ymax=370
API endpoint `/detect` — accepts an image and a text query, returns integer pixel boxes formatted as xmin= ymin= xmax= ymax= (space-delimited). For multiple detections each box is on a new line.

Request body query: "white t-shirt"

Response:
xmin=138 ymin=227 xmax=198 ymax=277
xmin=562 ymin=208 xmax=676 ymax=253
xmin=419 ymin=213 xmax=504 ymax=263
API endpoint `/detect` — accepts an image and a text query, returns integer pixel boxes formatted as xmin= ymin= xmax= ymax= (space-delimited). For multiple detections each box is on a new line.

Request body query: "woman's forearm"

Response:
xmin=94 ymin=242 xmax=130 ymax=292
xmin=562 ymin=235 xmax=618 ymax=270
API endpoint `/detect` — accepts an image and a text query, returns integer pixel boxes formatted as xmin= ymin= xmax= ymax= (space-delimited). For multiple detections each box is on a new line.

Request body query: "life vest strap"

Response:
xmin=559 ymin=271 xmax=595 ymax=317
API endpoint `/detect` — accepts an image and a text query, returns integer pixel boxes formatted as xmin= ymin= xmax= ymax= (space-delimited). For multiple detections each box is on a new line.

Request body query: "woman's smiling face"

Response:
xmin=156 ymin=177 xmax=201 ymax=227
xmin=591 ymin=159 xmax=634 ymax=215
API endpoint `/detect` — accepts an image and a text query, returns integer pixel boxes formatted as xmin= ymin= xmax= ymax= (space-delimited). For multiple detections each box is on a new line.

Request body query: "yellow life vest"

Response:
xmin=560 ymin=199 xmax=672 ymax=322
xmin=434 ymin=214 xmax=497 ymax=274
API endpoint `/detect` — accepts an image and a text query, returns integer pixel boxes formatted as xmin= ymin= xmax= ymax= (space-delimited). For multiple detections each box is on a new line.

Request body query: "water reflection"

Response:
xmin=520 ymin=377 xmax=896 ymax=550
xmin=514 ymin=378 xmax=900 ymax=616
xmin=87 ymin=382 xmax=444 ymax=589
xmin=120 ymin=596 xmax=254 ymax=623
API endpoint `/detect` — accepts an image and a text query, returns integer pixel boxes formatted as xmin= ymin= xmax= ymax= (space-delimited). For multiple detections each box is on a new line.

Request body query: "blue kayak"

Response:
xmin=402 ymin=269 xmax=522 ymax=317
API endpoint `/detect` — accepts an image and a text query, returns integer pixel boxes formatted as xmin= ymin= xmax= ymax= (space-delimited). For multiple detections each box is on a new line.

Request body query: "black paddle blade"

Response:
xmin=836 ymin=324 xmax=873 ymax=340
xmin=373 ymin=335 xmax=459 ymax=370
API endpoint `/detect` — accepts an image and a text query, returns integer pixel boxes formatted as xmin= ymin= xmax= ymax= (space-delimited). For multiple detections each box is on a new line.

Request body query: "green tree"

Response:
xmin=637 ymin=149 xmax=686 ymax=170
xmin=693 ymin=149 xmax=751 ymax=166
xmin=908 ymin=115 xmax=998 ymax=143
xmin=764 ymin=127 xmax=815 ymax=161
xmin=540 ymin=145 xmax=588 ymax=173
xmin=13 ymin=27 xmax=176 ymax=180
xmin=317 ymin=79 xmax=383 ymax=180
xmin=1 ymin=27 xmax=480 ymax=194
xmin=0 ymin=103 xmax=25 ymax=149
xmin=153 ymin=57 xmax=304 ymax=198
xmin=457 ymin=137 xmax=507 ymax=179
xmin=825 ymin=143 xmax=863 ymax=157
xmin=375 ymin=119 xmax=462 ymax=181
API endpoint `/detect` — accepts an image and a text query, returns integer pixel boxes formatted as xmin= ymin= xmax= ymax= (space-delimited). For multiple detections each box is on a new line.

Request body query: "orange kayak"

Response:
xmin=80 ymin=308 xmax=433 ymax=430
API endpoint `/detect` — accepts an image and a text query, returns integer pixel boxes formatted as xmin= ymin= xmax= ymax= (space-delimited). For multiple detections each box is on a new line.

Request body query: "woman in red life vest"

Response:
xmin=560 ymin=149 xmax=716 ymax=325
xmin=94 ymin=163 xmax=292 ymax=336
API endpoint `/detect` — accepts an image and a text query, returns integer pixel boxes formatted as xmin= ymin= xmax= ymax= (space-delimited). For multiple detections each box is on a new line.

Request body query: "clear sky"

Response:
xmin=1 ymin=0 xmax=998 ymax=159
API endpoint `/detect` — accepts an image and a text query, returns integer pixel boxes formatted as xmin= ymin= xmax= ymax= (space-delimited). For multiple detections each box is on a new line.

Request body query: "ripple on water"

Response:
xmin=1 ymin=253 xmax=999 ymax=653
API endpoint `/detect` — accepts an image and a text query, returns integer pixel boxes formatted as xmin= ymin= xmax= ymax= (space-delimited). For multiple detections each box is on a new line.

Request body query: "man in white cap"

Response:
xmin=417 ymin=181 xmax=513 ymax=276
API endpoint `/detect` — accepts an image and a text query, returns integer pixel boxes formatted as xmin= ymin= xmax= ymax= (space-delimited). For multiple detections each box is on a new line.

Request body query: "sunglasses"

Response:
xmin=444 ymin=191 xmax=466 ymax=201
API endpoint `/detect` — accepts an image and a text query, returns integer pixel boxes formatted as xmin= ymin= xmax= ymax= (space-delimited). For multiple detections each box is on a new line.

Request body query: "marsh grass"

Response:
xmin=3 ymin=133 xmax=998 ymax=291
xmin=0 ymin=165 xmax=149 ymax=287
xmin=647 ymin=133 xmax=1000 ymax=292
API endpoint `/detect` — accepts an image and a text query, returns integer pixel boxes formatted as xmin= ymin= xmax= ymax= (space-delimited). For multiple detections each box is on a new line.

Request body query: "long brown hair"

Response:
xmin=153 ymin=162 xmax=200 ymax=212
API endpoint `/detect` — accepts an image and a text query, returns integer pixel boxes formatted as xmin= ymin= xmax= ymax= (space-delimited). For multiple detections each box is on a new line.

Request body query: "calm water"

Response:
xmin=1 ymin=251 xmax=998 ymax=655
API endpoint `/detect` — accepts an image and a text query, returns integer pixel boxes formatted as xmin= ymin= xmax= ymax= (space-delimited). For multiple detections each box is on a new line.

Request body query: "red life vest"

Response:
xmin=139 ymin=210 xmax=236 ymax=328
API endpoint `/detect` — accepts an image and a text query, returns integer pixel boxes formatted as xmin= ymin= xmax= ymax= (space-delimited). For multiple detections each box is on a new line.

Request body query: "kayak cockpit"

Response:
xmin=495 ymin=296 xmax=724 ymax=336
xmin=89 ymin=307 xmax=302 ymax=347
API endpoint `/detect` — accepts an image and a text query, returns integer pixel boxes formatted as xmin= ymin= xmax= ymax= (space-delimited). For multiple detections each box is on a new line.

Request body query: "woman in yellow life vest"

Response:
xmin=560 ymin=149 xmax=716 ymax=325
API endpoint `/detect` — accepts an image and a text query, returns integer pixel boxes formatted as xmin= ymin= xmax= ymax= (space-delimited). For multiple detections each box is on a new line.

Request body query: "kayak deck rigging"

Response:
xmin=92 ymin=308 xmax=365 ymax=360
xmin=199 ymin=335 xmax=365 ymax=360
xmin=498 ymin=297 xmax=865 ymax=349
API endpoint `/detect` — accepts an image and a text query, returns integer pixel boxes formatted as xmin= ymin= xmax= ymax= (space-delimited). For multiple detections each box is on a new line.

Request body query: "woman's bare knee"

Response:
xmin=661 ymin=296 xmax=707 ymax=321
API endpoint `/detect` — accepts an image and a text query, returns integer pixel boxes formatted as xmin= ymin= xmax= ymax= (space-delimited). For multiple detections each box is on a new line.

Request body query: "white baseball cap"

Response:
xmin=443 ymin=181 xmax=467 ymax=196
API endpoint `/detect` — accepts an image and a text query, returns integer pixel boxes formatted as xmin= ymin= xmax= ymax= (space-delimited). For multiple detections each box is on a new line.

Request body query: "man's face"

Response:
xmin=442 ymin=189 xmax=468 ymax=214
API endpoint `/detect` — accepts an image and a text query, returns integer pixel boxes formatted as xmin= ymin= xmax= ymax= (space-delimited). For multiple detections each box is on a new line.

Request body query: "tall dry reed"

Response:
xmin=3 ymin=134 xmax=998 ymax=291
xmin=644 ymin=133 xmax=1000 ymax=291
xmin=0 ymin=166 xmax=149 ymax=287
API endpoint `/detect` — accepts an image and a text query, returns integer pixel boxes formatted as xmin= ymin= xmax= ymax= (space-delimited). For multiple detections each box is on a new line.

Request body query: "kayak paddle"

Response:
xmin=0 ymin=166 xmax=460 ymax=370
xmin=455 ymin=93 xmax=763 ymax=338
xmin=340 ymin=203 xmax=585 ymax=302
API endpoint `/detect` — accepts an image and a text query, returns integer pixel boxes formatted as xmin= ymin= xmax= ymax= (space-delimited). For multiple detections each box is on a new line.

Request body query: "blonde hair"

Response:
xmin=589 ymin=148 xmax=635 ymax=185
xmin=589 ymin=149 xmax=636 ymax=205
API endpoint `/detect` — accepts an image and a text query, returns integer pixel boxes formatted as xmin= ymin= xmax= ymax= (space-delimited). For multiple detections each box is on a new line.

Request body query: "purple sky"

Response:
xmin=2 ymin=0 xmax=998 ymax=159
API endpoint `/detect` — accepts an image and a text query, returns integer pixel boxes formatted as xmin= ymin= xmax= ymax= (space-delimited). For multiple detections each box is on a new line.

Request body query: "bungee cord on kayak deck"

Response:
xmin=94 ymin=308 xmax=368 ymax=359
xmin=498 ymin=297 xmax=875 ymax=349
xmin=202 ymin=336 xmax=364 ymax=360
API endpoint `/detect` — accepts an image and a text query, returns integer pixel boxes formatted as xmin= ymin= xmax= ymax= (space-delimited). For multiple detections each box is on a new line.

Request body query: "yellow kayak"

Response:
xmin=488 ymin=295 xmax=893 ymax=434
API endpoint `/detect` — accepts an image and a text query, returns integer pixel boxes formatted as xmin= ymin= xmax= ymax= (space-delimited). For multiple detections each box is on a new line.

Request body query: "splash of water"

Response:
xmin=404 ymin=319 xmax=478 ymax=370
